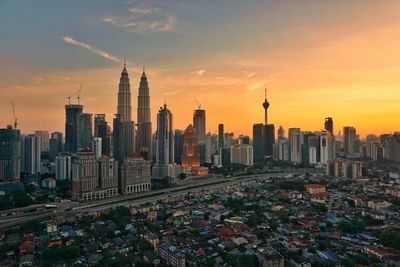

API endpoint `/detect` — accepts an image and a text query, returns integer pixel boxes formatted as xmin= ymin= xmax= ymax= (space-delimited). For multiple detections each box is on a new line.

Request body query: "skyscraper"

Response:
xmin=77 ymin=113 xmax=93 ymax=150
xmin=324 ymin=117 xmax=334 ymax=135
xmin=253 ymin=89 xmax=275 ymax=160
xmin=20 ymin=134 xmax=41 ymax=175
xmin=174 ymin=129 xmax=184 ymax=164
xmin=0 ymin=126 xmax=20 ymax=184
xmin=136 ymin=69 xmax=152 ymax=160
xmin=92 ymin=137 xmax=102 ymax=159
xmin=113 ymin=63 xmax=135 ymax=164
xmin=153 ymin=103 xmax=174 ymax=178
xmin=49 ymin=132 xmax=63 ymax=158
xmin=343 ymin=126 xmax=357 ymax=156
xmin=65 ymin=104 xmax=83 ymax=152
xmin=181 ymin=124 xmax=200 ymax=169
xmin=278 ymin=126 xmax=285 ymax=143
xmin=193 ymin=108 xmax=206 ymax=163
xmin=218 ymin=124 xmax=224 ymax=151
xmin=94 ymin=114 xmax=111 ymax=156
xmin=55 ymin=154 xmax=71 ymax=181
xmin=289 ymin=128 xmax=302 ymax=164
xmin=35 ymin=130 xmax=50 ymax=152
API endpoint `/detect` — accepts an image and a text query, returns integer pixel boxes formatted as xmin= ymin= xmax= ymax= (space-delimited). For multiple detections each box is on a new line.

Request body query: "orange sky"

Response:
xmin=1 ymin=1 xmax=400 ymax=138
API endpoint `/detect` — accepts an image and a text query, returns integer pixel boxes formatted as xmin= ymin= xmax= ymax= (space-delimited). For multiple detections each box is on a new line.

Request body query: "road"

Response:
xmin=0 ymin=170 xmax=317 ymax=230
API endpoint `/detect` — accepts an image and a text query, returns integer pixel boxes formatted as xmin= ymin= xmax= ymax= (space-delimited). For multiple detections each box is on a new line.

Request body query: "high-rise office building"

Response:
xmin=343 ymin=126 xmax=357 ymax=156
xmin=97 ymin=155 xmax=118 ymax=198
xmin=65 ymin=104 xmax=83 ymax=152
xmin=35 ymin=130 xmax=50 ymax=152
xmin=278 ymin=126 xmax=285 ymax=143
xmin=77 ymin=113 xmax=93 ymax=150
xmin=0 ymin=126 xmax=21 ymax=184
xmin=20 ymin=134 xmax=41 ymax=175
xmin=49 ymin=132 xmax=63 ymax=157
xmin=193 ymin=108 xmax=206 ymax=163
xmin=181 ymin=124 xmax=200 ymax=168
xmin=253 ymin=124 xmax=264 ymax=160
xmin=153 ymin=103 xmax=175 ymax=178
xmin=289 ymin=128 xmax=302 ymax=164
xmin=136 ymin=69 xmax=152 ymax=160
xmin=174 ymin=129 xmax=184 ymax=164
xmin=324 ymin=117 xmax=334 ymax=135
xmin=120 ymin=155 xmax=151 ymax=195
xmin=113 ymin=63 xmax=135 ymax=164
xmin=94 ymin=114 xmax=111 ymax=156
xmin=218 ymin=124 xmax=224 ymax=151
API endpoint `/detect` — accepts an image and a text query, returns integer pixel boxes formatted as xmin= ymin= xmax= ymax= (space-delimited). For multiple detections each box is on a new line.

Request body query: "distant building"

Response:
xmin=218 ymin=123 xmax=224 ymax=151
xmin=324 ymin=117 xmax=333 ymax=135
xmin=120 ymin=155 xmax=151 ymax=194
xmin=238 ymin=135 xmax=250 ymax=145
xmin=289 ymin=128 xmax=302 ymax=164
xmin=20 ymin=134 xmax=41 ymax=175
xmin=230 ymin=144 xmax=253 ymax=166
xmin=65 ymin=104 xmax=83 ymax=153
xmin=153 ymin=103 xmax=175 ymax=179
xmin=326 ymin=159 xmax=362 ymax=179
xmin=92 ymin=137 xmax=102 ymax=159
xmin=193 ymin=108 xmax=206 ymax=163
xmin=71 ymin=149 xmax=118 ymax=201
xmin=305 ymin=184 xmax=326 ymax=194
xmin=77 ymin=113 xmax=93 ymax=150
xmin=94 ymin=114 xmax=111 ymax=156
xmin=49 ymin=132 xmax=63 ymax=157
xmin=55 ymin=154 xmax=71 ymax=181
xmin=181 ymin=124 xmax=200 ymax=169
xmin=136 ymin=69 xmax=152 ymax=160
xmin=0 ymin=126 xmax=21 ymax=184
xmin=35 ymin=130 xmax=50 ymax=152
xmin=113 ymin=63 xmax=135 ymax=164
xmin=343 ymin=126 xmax=357 ymax=156
xmin=174 ymin=130 xmax=184 ymax=164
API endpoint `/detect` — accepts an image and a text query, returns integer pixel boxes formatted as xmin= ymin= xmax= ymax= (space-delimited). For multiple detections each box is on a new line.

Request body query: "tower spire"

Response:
xmin=124 ymin=56 xmax=126 ymax=67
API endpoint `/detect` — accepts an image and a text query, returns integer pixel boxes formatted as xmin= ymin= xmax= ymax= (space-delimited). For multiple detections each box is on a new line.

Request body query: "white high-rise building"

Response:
xmin=55 ymin=155 xmax=71 ymax=180
xmin=230 ymin=144 xmax=253 ymax=166
xmin=320 ymin=131 xmax=329 ymax=164
xmin=92 ymin=137 xmax=102 ymax=159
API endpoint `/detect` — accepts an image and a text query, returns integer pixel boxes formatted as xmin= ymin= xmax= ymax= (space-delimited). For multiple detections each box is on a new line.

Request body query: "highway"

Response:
xmin=0 ymin=170 xmax=318 ymax=230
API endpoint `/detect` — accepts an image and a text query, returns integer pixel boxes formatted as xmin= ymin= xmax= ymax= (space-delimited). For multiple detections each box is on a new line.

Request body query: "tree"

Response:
xmin=379 ymin=228 xmax=400 ymax=250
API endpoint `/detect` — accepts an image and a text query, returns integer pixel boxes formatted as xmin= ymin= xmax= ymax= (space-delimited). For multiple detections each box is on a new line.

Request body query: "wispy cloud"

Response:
xmin=62 ymin=35 xmax=121 ymax=63
xmin=247 ymin=80 xmax=267 ymax=92
xmin=242 ymin=70 xmax=255 ymax=78
xmin=102 ymin=3 xmax=176 ymax=34
xmin=192 ymin=69 xmax=206 ymax=76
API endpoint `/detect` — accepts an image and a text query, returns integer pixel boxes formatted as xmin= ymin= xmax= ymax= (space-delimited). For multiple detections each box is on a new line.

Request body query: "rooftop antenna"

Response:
xmin=11 ymin=101 xmax=17 ymax=129
xmin=195 ymin=98 xmax=201 ymax=109
xmin=77 ymin=82 xmax=82 ymax=104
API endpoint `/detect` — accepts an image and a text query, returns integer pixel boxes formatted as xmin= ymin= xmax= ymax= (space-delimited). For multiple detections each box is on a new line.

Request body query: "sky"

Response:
xmin=1 ymin=0 xmax=400 ymax=138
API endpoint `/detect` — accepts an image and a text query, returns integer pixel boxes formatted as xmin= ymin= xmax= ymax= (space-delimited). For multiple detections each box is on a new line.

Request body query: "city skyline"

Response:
xmin=2 ymin=1 xmax=400 ymax=137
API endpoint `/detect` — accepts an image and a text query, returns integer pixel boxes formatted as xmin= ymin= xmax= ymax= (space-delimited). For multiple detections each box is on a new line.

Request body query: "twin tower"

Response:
xmin=114 ymin=62 xmax=152 ymax=163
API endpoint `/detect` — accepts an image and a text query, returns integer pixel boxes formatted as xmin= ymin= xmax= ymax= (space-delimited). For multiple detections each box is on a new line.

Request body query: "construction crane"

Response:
xmin=11 ymin=101 xmax=17 ymax=129
xmin=67 ymin=82 xmax=83 ymax=104
xmin=195 ymin=98 xmax=201 ymax=109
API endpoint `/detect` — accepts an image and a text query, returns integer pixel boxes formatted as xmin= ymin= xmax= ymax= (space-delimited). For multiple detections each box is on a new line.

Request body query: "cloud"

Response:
xmin=242 ymin=70 xmax=255 ymax=78
xmin=192 ymin=69 xmax=205 ymax=76
xmin=247 ymin=80 xmax=267 ymax=92
xmin=102 ymin=4 xmax=176 ymax=33
xmin=62 ymin=35 xmax=121 ymax=63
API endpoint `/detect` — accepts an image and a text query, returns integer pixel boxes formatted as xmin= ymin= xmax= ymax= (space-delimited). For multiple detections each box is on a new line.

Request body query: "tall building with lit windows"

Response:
xmin=181 ymin=124 xmax=200 ymax=168
xmin=136 ymin=69 xmax=152 ymax=159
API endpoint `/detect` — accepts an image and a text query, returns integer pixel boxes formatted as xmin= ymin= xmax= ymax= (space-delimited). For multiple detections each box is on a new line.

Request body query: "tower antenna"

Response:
xmin=77 ymin=82 xmax=83 ymax=104
xmin=11 ymin=101 xmax=17 ymax=129
xmin=195 ymin=98 xmax=201 ymax=109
